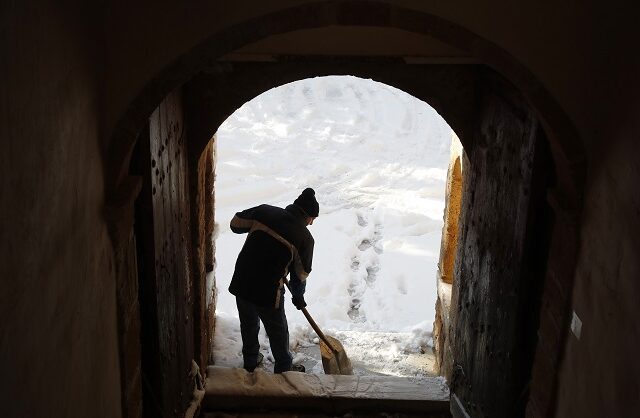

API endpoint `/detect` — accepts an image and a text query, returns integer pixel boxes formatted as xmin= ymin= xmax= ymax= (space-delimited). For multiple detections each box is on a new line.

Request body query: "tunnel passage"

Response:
xmin=104 ymin=6 xmax=585 ymax=418
xmin=117 ymin=57 xmax=562 ymax=418
xmin=13 ymin=1 xmax=640 ymax=417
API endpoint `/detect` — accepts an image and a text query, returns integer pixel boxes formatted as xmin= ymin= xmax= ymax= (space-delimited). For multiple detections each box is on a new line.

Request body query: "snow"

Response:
xmin=211 ymin=76 xmax=452 ymax=379
xmin=205 ymin=366 xmax=450 ymax=401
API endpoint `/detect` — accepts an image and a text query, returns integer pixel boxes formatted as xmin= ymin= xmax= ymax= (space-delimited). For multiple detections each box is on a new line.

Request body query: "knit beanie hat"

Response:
xmin=293 ymin=188 xmax=319 ymax=218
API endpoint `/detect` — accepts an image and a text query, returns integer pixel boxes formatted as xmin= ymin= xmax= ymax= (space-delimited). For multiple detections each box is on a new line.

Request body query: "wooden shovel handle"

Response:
xmin=283 ymin=279 xmax=338 ymax=353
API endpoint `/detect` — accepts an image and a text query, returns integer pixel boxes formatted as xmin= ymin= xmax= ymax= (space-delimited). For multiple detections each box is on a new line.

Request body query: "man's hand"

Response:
xmin=292 ymin=294 xmax=307 ymax=310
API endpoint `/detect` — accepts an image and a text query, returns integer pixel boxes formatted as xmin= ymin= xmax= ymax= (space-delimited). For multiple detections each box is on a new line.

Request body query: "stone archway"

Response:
xmin=106 ymin=2 xmax=584 ymax=201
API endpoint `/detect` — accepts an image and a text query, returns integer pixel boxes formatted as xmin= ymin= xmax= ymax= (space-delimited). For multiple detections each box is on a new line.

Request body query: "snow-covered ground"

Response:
xmin=210 ymin=76 xmax=452 ymax=379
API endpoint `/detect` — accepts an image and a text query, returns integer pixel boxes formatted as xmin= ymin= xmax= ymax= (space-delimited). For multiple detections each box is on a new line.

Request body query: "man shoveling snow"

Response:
xmin=228 ymin=188 xmax=319 ymax=373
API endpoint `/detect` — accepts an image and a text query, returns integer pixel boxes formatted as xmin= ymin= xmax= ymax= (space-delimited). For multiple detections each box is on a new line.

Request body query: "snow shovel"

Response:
xmin=284 ymin=279 xmax=353 ymax=375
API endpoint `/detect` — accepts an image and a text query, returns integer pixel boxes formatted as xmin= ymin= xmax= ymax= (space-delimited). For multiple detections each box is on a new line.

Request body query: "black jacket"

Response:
xmin=228 ymin=204 xmax=314 ymax=308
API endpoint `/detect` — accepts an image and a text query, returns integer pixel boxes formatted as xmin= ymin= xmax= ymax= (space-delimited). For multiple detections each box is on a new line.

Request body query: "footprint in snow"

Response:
xmin=365 ymin=264 xmax=380 ymax=285
xmin=348 ymin=210 xmax=385 ymax=321
xmin=350 ymin=257 xmax=360 ymax=271
xmin=358 ymin=238 xmax=372 ymax=251
xmin=347 ymin=297 xmax=366 ymax=322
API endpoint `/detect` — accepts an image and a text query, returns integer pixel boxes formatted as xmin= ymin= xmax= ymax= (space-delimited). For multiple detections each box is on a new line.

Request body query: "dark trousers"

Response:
xmin=236 ymin=295 xmax=293 ymax=373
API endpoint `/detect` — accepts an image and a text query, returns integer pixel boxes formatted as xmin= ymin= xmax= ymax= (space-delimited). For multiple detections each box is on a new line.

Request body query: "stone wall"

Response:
xmin=192 ymin=137 xmax=217 ymax=369
xmin=439 ymin=136 xmax=464 ymax=286
xmin=206 ymin=139 xmax=218 ymax=363
xmin=433 ymin=133 xmax=464 ymax=380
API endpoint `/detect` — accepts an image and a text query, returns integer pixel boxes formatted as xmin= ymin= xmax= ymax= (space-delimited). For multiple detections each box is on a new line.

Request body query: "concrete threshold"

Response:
xmin=203 ymin=366 xmax=450 ymax=416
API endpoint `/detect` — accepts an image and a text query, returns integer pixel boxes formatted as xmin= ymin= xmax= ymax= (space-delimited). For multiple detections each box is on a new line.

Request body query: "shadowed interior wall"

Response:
xmin=0 ymin=3 xmax=122 ymax=417
xmin=554 ymin=91 xmax=640 ymax=418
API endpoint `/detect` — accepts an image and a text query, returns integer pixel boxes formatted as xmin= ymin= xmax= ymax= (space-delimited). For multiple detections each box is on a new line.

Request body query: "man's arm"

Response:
xmin=289 ymin=269 xmax=307 ymax=309
xmin=289 ymin=269 xmax=307 ymax=296
xmin=230 ymin=205 xmax=262 ymax=233
xmin=290 ymin=237 xmax=313 ymax=309
xmin=301 ymin=237 xmax=314 ymax=275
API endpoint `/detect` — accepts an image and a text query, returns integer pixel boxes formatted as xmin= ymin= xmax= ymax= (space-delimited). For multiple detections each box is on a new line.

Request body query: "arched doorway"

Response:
xmin=212 ymin=75 xmax=455 ymax=377
xmin=106 ymin=3 xmax=584 ymax=417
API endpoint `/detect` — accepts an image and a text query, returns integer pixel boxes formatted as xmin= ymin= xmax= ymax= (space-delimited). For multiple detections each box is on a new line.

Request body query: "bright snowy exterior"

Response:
xmin=211 ymin=76 xmax=453 ymax=378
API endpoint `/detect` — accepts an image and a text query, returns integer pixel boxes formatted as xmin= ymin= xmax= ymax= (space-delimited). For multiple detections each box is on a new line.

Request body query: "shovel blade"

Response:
xmin=319 ymin=335 xmax=353 ymax=375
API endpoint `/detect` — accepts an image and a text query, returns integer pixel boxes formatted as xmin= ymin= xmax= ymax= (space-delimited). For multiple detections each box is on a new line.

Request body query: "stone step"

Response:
xmin=203 ymin=366 xmax=451 ymax=417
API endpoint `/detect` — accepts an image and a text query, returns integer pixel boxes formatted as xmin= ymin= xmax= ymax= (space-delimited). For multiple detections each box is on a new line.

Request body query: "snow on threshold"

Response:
xmin=211 ymin=76 xmax=452 ymax=380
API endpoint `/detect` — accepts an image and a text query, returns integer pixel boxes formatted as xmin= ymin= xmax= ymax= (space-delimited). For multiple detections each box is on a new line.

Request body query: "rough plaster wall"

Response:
xmin=0 ymin=4 xmax=122 ymax=417
xmin=555 ymin=119 xmax=640 ymax=416
xmin=550 ymin=10 xmax=640 ymax=414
